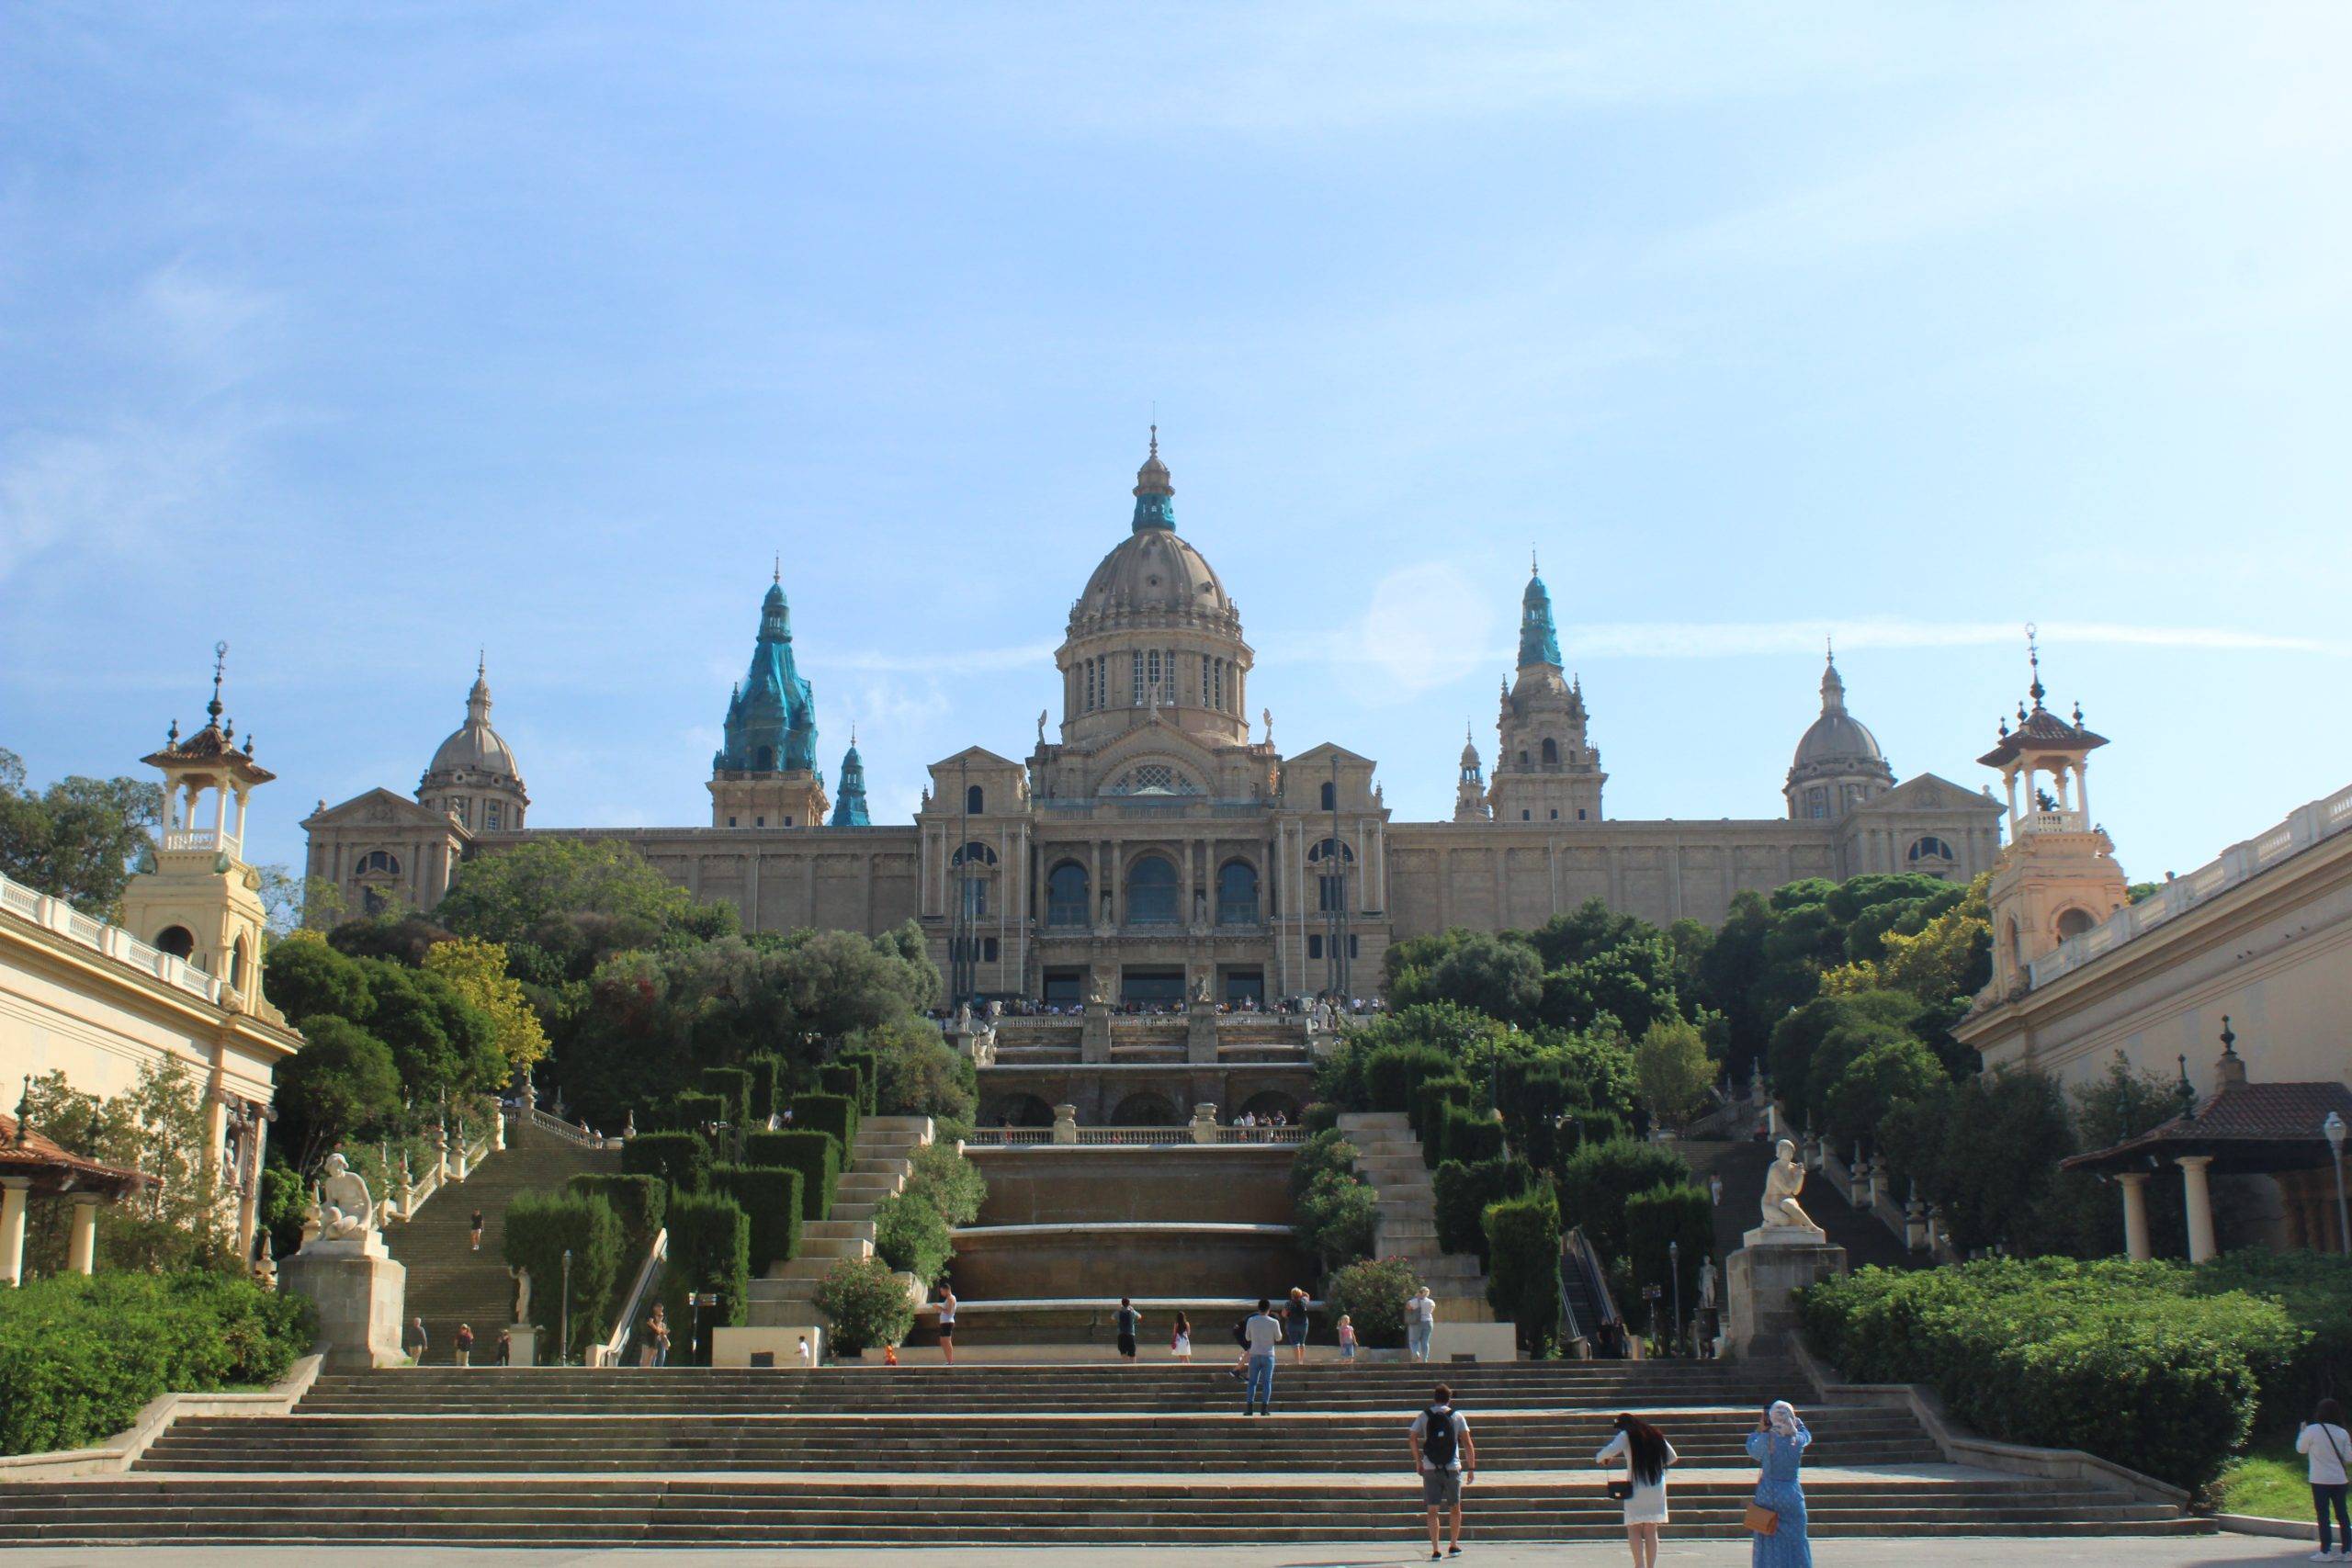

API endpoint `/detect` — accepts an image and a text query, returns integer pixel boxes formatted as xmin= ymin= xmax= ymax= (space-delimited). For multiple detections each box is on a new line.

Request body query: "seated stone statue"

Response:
xmin=302 ymin=1153 xmax=379 ymax=1248
xmin=1759 ymin=1138 xmax=1819 ymax=1233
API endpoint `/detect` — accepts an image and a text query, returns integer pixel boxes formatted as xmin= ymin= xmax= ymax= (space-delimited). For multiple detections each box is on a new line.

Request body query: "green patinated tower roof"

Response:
xmin=1519 ymin=560 xmax=1563 ymax=670
xmin=829 ymin=732 xmax=871 ymax=827
xmin=1131 ymin=425 xmax=1175 ymax=532
xmin=715 ymin=570 xmax=820 ymax=776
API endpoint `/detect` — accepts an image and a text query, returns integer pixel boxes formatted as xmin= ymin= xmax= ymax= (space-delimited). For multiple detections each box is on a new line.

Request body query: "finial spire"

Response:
xmin=1531 ymin=547 xmax=1539 ymax=576
xmin=1148 ymin=422 xmax=1158 ymax=459
xmin=2025 ymin=622 xmax=2045 ymax=705
xmin=477 ymin=648 xmax=485 ymax=678
xmin=207 ymin=640 xmax=228 ymax=723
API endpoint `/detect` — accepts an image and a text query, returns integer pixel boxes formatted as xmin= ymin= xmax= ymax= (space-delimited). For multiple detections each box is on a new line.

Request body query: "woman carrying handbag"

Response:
xmin=1745 ymin=1400 xmax=1812 ymax=1567
xmin=1594 ymin=1412 xmax=1677 ymax=1568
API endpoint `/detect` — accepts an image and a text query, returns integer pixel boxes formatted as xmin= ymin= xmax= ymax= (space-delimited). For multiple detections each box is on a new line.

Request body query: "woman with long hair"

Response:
xmin=1747 ymin=1400 xmax=1813 ymax=1567
xmin=1594 ymin=1411 xmax=1678 ymax=1568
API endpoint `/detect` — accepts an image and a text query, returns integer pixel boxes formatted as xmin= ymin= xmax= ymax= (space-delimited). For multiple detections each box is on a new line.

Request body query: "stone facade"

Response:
xmin=306 ymin=439 xmax=2002 ymax=1001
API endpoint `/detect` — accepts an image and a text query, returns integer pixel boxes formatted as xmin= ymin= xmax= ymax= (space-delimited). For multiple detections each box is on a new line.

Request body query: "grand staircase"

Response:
xmin=1337 ymin=1111 xmax=1498 ymax=1327
xmin=385 ymin=1116 xmax=619 ymax=1360
xmin=0 ymin=1361 xmax=2209 ymax=1545
xmin=745 ymin=1116 xmax=932 ymax=1326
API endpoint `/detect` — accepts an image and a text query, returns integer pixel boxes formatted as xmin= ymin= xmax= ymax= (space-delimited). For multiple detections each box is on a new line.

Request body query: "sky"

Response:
xmin=5 ymin=3 xmax=2350 ymax=893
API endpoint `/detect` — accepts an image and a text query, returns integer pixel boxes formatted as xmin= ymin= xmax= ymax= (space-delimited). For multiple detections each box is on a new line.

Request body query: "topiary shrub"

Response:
xmin=502 ymin=1190 xmax=624 ymax=1356
xmin=1411 ymin=1074 xmax=1474 ymax=1164
xmin=901 ymin=1142 xmax=987 ymax=1227
xmin=0 ymin=1272 xmax=312 ymax=1457
xmin=708 ymin=1164 xmax=805 ymax=1275
xmin=1624 ymin=1181 xmax=1714 ymax=1332
xmin=837 ymin=1048 xmax=882 ymax=1114
xmin=1439 ymin=1101 xmax=1505 ymax=1167
xmin=1555 ymin=1136 xmax=1691 ymax=1266
xmin=744 ymin=1055 xmax=785 ymax=1122
xmin=1326 ymin=1256 xmax=1421 ymax=1349
xmin=664 ymin=1091 xmax=727 ymax=1134
xmin=742 ymin=1130 xmax=842 ymax=1222
xmin=661 ymin=1191 xmax=752 ymax=1365
xmin=566 ymin=1173 xmax=668 ymax=1244
xmin=1300 ymin=1101 xmax=1341 ymax=1135
xmin=820 ymin=1063 xmax=865 ymax=1111
xmin=872 ymin=1190 xmax=956 ymax=1284
xmin=699 ymin=1067 xmax=753 ymax=1127
xmin=622 ymin=1130 xmax=713 ymax=1195
xmin=813 ymin=1255 xmax=915 ymax=1355
xmin=1365 ymin=1044 xmax=1453 ymax=1113
xmin=1484 ymin=1186 xmax=1565 ymax=1356
xmin=1433 ymin=1156 xmax=1533 ymax=1264
xmin=790 ymin=1092 xmax=860 ymax=1156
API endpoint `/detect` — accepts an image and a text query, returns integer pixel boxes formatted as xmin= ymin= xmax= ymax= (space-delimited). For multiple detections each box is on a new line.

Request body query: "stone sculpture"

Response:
xmin=305 ymin=1153 xmax=379 ymax=1247
xmin=512 ymin=1265 xmax=533 ymax=1325
xmin=1759 ymin=1138 xmax=1818 ymax=1234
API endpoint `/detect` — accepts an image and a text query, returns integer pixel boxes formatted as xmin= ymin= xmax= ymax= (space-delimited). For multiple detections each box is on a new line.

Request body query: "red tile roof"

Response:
xmin=2064 ymin=1080 xmax=2352 ymax=1175
xmin=0 ymin=1111 xmax=153 ymax=1197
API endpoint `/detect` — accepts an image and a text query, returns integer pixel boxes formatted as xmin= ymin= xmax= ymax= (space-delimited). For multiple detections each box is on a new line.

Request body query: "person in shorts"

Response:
xmin=936 ymin=1286 xmax=956 ymax=1363
xmin=1408 ymin=1382 xmax=1476 ymax=1559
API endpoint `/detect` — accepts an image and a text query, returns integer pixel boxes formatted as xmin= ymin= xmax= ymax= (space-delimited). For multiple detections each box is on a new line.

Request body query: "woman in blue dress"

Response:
xmin=1746 ymin=1399 xmax=1812 ymax=1568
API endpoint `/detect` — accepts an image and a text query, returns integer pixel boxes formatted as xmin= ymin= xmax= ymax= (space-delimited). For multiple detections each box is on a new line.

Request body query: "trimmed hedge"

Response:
xmin=502 ymin=1190 xmax=625 ymax=1356
xmin=1554 ymin=1137 xmax=1691 ymax=1266
xmin=1799 ymin=1258 xmax=2303 ymax=1491
xmin=820 ymin=1064 xmax=865 ymax=1114
xmin=1410 ymin=1075 xmax=1474 ymax=1166
xmin=699 ymin=1067 xmax=753 ymax=1127
xmin=1364 ymin=1044 xmax=1453 ymax=1113
xmin=661 ymin=1192 xmax=752 ymax=1365
xmin=709 ymin=1164 xmax=805 ymax=1275
xmin=1433 ymin=1156 xmax=1533 ymax=1265
xmin=837 ymin=1048 xmax=881 ymax=1114
xmin=742 ymin=1130 xmax=842 ymax=1222
xmin=1624 ymin=1181 xmax=1713 ymax=1330
xmin=0 ymin=1272 xmax=312 ymax=1457
xmin=1439 ymin=1101 xmax=1505 ymax=1167
xmin=666 ymin=1091 xmax=727 ymax=1133
xmin=1484 ymin=1186 xmax=1565 ymax=1356
xmin=790 ymin=1091 xmax=860 ymax=1156
xmin=566 ymin=1173 xmax=668 ymax=1244
xmin=745 ymin=1055 xmax=785 ymax=1122
xmin=621 ymin=1130 xmax=713 ymax=1195
xmin=1300 ymin=1101 xmax=1341 ymax=1135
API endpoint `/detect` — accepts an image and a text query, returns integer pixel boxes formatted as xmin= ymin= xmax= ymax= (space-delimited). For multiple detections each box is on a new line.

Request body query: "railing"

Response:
xmin=965 ymin=1124 xmax=1306 ymax=1148
xmin=2027 ymin=778 xmax=2352 ymax=989
xmin=162 ymin=827 xmax=233 ymax=854
xmin=398 ymin=1120 xmax=498 ymax=1221
xmin=1562 ymin=1226 xmax=1623 ymax=1355
xmin=527 ymin=1106 xmax=610 ymax=1147
xmin=594 ymin=1227 xmax=669 ymax=1368
xmin=0 ymin=868 xmax=225 ymax=1007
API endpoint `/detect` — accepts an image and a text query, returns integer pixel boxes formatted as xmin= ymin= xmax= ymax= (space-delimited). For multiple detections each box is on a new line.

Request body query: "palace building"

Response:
xmin=304 ymin=438 xmax=2002 ymax=1005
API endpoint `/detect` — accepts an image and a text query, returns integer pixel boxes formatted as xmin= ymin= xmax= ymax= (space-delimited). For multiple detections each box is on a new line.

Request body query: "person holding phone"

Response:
xmin=1745 ymin=1400 xmax=1812 ymax=1566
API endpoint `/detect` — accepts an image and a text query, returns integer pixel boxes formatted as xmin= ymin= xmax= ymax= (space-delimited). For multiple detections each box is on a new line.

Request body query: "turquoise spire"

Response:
xmin=1518 ymin=555 xmax=1562 ymax=670
xmin=829 ymin=728 xmax=870 ymax=827
xmin=1130 ymin=425 xmax=1175 ymax=532
xmin=714 ymin=570 xmax=820 ymax=775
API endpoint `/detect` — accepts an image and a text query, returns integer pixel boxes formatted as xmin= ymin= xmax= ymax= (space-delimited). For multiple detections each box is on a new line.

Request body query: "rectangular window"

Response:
xmin=1317 ymin=874 xmax=1344 ymax=912
xmin=484 ymin=802 xmax=502 ymax=830
xmin=982 ymin=936 xmax=1000 ymax=963
xmin=1349 ymin=934 xmax=1360 ymax=960
xmin=962 ymin=878 xmax=988 ymax=919
xmin=1306 ymin=934 xmax=1323 ymax=960
xmin=1087 ymin=659 xmax=1097 ymax=711
xmin=1132 ymin=650 xmax=1144 ymax=705
xmin=1148 ymin=649 xmax=1160 ymax=694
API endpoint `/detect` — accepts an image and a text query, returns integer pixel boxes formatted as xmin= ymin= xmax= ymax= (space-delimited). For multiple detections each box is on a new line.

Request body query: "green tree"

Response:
xmin=432 ymin=838 xmax=732 ymax=947
xmin=1633 ymin=1017 xmax=1713 ymax=1131
xmin=0 ymin=749 xmax=164 ymax=919
xmin=272 ymin=1016 xmax=403 ymax=1172
xmin=1394 ymin=932 xmax=1544 ymax=1025
xmin=1824 ymin=1033 xmax=1948 ymax=1148
xmin=423 ymin=935 xmax=549 ymax=1079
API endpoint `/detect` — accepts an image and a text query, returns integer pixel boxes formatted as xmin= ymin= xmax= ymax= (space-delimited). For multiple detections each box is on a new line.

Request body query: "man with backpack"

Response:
xmin=1240 ymin=1297 xmax=1282 ymax=1416
xmin=1408 ymin=1382 xmax=1476 ymax=1560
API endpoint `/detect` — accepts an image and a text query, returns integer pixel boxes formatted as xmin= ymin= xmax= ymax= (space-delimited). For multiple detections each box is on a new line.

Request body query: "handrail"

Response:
xmin=595 ymin=1226 xmax=669 ymax=1368
xmin=527 ymin=1106 xmax=608 ymax=1147
xmin=964 ymin=1124 xmax=1306 ymax=1148
xmin=395 ymin=1121 xmax=496 ymax=1223
xmin=1564 ymin=1225 xmax=1623 ymax=1340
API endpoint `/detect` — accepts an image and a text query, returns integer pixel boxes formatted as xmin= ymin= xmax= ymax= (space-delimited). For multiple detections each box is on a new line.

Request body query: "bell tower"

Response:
xmin=1489 ymin=558 xmax=1605 ymax=825
xmin=120 ymin=642 xmax=280 ymax=1017
xmin=1978 ymin=629 xmax=2128 ymax=998
xmin=1453 ymin=725 xmax=1490 ymax=822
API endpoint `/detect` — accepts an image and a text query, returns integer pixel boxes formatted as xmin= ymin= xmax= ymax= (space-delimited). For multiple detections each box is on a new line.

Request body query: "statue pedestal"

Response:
xmin=1080 ymin=1004 xmax=1112 ymax=1064
xmin=507 ymin=1325 xmax=537 ymax=1367
xmin=1724 ymin=1227 xmax=1844 ymax=1360
xmin=1185 ymin=1002 xmax=1219 ymax=1064
xmin=281 ymin=1244 xmax=407 ymax=1371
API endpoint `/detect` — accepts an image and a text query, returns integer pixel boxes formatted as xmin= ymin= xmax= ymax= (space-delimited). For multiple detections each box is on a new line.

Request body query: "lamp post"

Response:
xmin=2325 ymin=1111 xmax=2349 ymax=1258
xmin=1668 ymin=1239 xmax=1682 ymax=1355
xmin=560 ymin=1247 xmax=573 ymax=1366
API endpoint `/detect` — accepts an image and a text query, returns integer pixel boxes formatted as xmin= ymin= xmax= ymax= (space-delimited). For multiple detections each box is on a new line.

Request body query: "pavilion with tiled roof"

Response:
xmin=0 ymin=1102 xmax=153 ymax=1283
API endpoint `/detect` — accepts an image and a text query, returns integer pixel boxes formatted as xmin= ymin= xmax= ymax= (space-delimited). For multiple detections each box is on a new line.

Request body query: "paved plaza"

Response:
xmin=0 ymin=1538 xmax=2320 ymax=1568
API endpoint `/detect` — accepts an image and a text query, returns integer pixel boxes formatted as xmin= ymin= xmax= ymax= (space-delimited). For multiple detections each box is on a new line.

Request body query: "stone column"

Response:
xmin=67 ymin=1194 xmax=101 ymax=1275
xmin=0 ymin=1178 xmax=29 ymax=1287
xmin=2116 ymin=1172 xmax=2153 ymax=1262
xmin=2177 ymin=1156 xmax=2218 ymax=1263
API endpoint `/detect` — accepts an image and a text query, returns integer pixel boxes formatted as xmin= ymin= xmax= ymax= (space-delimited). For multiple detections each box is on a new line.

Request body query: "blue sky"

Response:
xmin=6 ymin=4 xmax=2349 ymax=891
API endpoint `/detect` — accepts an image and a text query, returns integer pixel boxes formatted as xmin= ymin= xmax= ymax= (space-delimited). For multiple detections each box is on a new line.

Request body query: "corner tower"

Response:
xmin=710 ymin=568 xmax=829 ymax=829
xmin=1978 ymin=633 xmax=2127 ymax=998
xmin=830 ymin=729 xmax=872 ymax=827
xmin=1489 ymin=559 xmax=1605 ymax=824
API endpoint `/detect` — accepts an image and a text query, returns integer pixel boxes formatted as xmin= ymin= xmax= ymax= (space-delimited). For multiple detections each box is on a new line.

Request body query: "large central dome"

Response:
xmin=1068 ymin=432 xmax=1240 ymax=637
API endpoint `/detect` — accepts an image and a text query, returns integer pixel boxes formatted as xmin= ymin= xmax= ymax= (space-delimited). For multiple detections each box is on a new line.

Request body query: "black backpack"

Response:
xmin=1420 ymin=1405 xmax=1457 ymax=1470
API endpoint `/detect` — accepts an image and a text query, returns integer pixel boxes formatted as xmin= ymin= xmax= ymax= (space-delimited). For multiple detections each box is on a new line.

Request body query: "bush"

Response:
xmin=1555 ymin=1137 xmax=1691 ymax=1266
xmin=1799 ymin=1258 xmax=2304 ymax=1490
xmin=664 ymin=1091 xmax=727 ymax=1134
xmin=708 ymin=1164 xmax=805 ymax=1275
xmin=699 ymin=1067 xmax=753 ymax=1127
xmin=1295 ymin=1169 xmax=1379 ymax=1269
xmin=837 ymin=1047 xmax=882 ymax=1114
xmin=1440 ymin=1101 xmax=1505 ymax=1166
xmin=742 ymin=1130 xmax=842 ymax=1221
xmin=854 ymin=1019 xmax=976 ymax=1123
xmin=566 ymin=1173 xmax=668 ymax=1244
xmin=1300 ymin=1101 xmax=1340 ymax=1135
xmin=0 ymin=1272 xmax=312 ymax=1457
xmin=902 ymin=1142 xmax=987 ymax=1227
xmin=872 ymin=1190 xmax=956 ymax=1283
xmin=1365 ymin=1044 xmax=1453 ymax=1113
xmin=813 ymin=1255 xmax=915 ymax=1354
xmin=1484 ymin=1187 xmax=1565 ymax=1356
xmin=744 ymin=1054 xmax=785 ymax=1122
xmin=502 ymin=1190 xmax=625 ymax=1355
xmin=1326 ymin=1257 xmax=1421 ymax=1348
xmin=790 ymin=1091 xmax=860 ymax=1156
xmin=1410 ymin=1073 xmax=1473 ymax=1144
xmin=820 ymin=1063 xmax=865 ymax=1111
xmin=2191 ymin=1249 xmax=2352 ymax=1434
xmin=662 ymin=1191 xmax=752 ymax=1365
xmin=1289 ymin=1128 xmax=1362 ymax=1203
xmin=621 ymin=1130 xmax=713 ymax=1195
xmin=1624 ymin=1182 xmax=1714 ymax=1325
xmin=1433 ymin=1156 xmax=1532 ymax=1265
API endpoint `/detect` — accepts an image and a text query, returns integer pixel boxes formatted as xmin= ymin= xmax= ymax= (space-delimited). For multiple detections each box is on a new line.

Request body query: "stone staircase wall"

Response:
xmin=1335 ymin=1111 xmax=1509 ymax=1353
xmin=745 ymin=1116 xmax=933 ymax=1327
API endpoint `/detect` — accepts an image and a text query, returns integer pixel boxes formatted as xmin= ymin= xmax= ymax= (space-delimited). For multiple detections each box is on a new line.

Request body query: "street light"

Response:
xmin=2325 ymin=1111 xmax=2349 ymax=1258
xmin=1668 ymin=1239 xmax=1682 ymax=1355
xmin=560 ymin=1247 xmax=573 ymax=1366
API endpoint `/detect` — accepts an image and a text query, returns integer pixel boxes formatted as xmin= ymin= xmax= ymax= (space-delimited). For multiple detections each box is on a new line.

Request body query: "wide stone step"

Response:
xmin=799 ymin=1221 xmax=873 ymax=1242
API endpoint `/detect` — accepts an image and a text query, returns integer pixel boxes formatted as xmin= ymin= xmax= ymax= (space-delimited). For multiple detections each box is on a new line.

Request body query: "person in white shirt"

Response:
xmin=1408 ymin=1287 xmax=1437 ymax=1362
xmin=1408 ymin=1382 xmax=1476 ymax=1561
xmin=796 ymin=1336 xmax=813 ymax=1368
xmin=1595 ymin=1411 xmax=1679 ymax=1568
xmin=1241 ymin=1298 xmax=1283 ymax=1416
xmin=2300 ymin=1397 xmax=2350 ymax=1561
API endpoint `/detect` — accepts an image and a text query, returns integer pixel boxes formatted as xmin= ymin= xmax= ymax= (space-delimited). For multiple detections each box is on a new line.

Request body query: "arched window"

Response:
xmin=952 ymin=840 xmax=995 ymax=917
xmin=2055 ymin=907 xmax=2097 ymax=941
xmin=1111 ymin=763 xmax=1197 ymax=795
xmin=1541 ymin=738 xmax=1559 ymax=765
xmin=1519 ymin=750 xmax=1531 ymax=767
xmin=1131 ymin=649 xmax=1144 ymax=705
xmin=357 ymin=850 xmax=401 ymax=876
xmin=230 ymin=936 xmax=249 ymax=991
xmin=1216 ymin=860 xmax=1260 ymax=925
xmin=155 ymin=925 xmax=196 ymax=960
xmin=951 ymin=841 xmax=998 ymax=866
xmin=2006 ymin=916 xmax=2022 ymax=969
xmin=966 ymin=784 xmax=985 ymax=816
xmin=1112 ymin=1091 xmax=1178 ymax=1126
xmin=1125 ymin=854 xmax=1180 ymax=925
xmin=1307 ymin=838 xmax=1353 ymax=914
xmin=1046 ymin=862 xmax=1090 ymax=928
xmin=1318 ymin=781 xmax=1336 ymax=811
xmin=1907 ymin=836 xmax=1956 ymax=864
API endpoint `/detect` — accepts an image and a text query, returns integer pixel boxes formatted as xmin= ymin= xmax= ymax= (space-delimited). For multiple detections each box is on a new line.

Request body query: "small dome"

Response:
xmin=1792 ymin=656 xmax=1885 ymax=768
xmin=428 ymin=663 xmax=524 ymax=782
